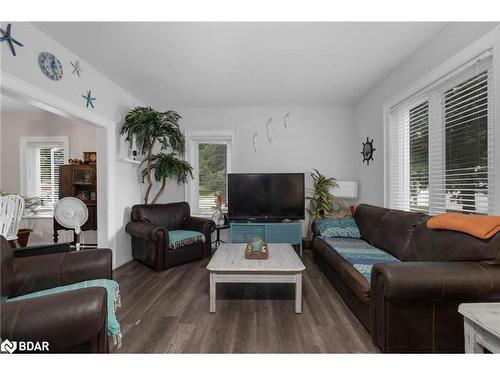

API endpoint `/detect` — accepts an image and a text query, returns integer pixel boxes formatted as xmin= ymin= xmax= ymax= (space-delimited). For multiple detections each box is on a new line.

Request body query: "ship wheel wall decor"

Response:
xmin=361 ymin=137 xmax=376 ymax=165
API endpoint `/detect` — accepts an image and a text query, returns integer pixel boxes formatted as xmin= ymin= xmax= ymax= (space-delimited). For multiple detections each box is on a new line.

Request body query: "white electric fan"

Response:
xmin=54 ymin=197 xmax=89 ymax=251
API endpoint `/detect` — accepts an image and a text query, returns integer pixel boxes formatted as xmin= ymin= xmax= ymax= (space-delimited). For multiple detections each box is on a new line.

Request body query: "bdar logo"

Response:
xmin=1 ymin=339 xmax=17 ymax=354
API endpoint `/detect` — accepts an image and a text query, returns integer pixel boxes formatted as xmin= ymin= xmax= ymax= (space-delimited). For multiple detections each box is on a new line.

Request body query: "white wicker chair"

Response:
xmin=0 ymin=195 xmax=25 ymax=241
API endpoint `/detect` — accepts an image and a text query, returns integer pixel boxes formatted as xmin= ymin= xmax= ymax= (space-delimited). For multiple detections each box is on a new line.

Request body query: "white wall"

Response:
xmin=0 ymin=22 xmax=144 ymax=268
xmin=153 ymin=106 xmax=355 ymax=236
xmin=353 ymin=22 xmax=500 ymax=206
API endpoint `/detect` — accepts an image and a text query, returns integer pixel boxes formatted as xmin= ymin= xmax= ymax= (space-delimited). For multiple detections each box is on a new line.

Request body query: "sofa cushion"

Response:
xmin=313 ymin=237 xmax=371 ymax=303
xmin=168 ymin=230 xmax=205 ymax=250
xmin=372 ymin=209 xmax=428 ymax=259
xmin=315 ymin=218 xmax=361 ymax=238
xmin=320 ymin=237 xmax=400 ymax=282
xmin=353 ymin=204 xmax=389 ymax=246
xmin=403 ymin=220 xmax=500 ymax=264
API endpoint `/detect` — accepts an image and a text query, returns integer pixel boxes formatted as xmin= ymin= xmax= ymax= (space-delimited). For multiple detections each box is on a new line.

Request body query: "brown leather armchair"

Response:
xmin=0 ymin=236 xmax=112 ymax=353
xmin=126 ymin=202 xmax=215 ymax=271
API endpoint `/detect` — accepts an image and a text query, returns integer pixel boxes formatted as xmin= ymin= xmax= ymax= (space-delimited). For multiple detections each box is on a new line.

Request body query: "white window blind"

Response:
xmin=388 ymin=51 xmax=495 ymax=215
xmin=21 ymin=137 xmax=68 ymax=214
xmin=186 ymin=132 xmax=234 ymax=214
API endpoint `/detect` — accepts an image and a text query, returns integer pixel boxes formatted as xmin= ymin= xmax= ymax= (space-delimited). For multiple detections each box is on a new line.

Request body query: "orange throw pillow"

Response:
xmin=427 ymin=213 xmax=500 ymax=239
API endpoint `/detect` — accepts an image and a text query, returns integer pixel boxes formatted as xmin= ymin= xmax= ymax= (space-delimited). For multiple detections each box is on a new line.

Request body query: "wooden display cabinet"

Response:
xmin=53 ymin=164 xmax=97 ymax=244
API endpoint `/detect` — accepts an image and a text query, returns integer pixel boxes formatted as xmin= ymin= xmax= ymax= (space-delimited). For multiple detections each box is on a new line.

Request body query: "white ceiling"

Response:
xmin=34 ymin=22 xmax=446 ymax=108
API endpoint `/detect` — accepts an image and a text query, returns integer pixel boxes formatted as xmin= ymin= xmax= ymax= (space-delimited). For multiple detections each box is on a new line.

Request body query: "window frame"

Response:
xmin=19 ymin=135 xmax=69 ymax=218
xmin=383 ymin=27 xmax=500 ymax=215
xmin=184 ymin=130 xmax=236 ymax=216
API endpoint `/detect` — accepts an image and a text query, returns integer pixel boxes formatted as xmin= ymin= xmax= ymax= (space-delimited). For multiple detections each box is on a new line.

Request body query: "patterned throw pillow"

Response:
xmin=316 ymin=217 xmax=361 ymax=239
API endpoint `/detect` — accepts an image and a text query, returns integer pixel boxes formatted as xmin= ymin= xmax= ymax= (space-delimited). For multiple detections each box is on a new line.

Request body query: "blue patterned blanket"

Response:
xmin=319 ymin=237 xmax=400 ymax=282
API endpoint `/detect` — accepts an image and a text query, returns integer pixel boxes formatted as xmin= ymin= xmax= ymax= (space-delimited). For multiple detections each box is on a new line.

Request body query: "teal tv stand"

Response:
xmin=229 ymin=222 xmax=303 ymax=256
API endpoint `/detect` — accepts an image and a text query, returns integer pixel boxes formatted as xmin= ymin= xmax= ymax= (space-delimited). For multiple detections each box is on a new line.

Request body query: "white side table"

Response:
xmin=458 ymin=303 xmax=500 ymax=353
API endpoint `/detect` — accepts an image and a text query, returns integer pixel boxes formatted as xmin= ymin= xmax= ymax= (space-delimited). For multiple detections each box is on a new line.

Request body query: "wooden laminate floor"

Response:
xmin=111 ymin=249 xmax=379 ymax=353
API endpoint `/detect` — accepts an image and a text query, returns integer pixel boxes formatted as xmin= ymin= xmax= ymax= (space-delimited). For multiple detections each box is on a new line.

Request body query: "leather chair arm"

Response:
xmin=125 ymin=221 xmax=168 ymax=242
xmin=183 ymin=217 xmax=215 ymax=258
xmin=11 ymin=248 xmax=112 ymax=298
xmin=1 ymin=287 xmax=107 ymax=353
xmin=371 ymin=261 xmax=500 ymax=300
xmin=13 ymin=242 xmax=71 ymax=257
xmin=183 ymin=216 xmax=215 ymax=238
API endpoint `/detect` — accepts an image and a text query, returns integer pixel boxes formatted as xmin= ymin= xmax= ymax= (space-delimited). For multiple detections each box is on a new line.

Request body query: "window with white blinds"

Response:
xmin=387 ymin=51 xmax=495 ymax=215
xmin=186 ymin=131 xmax=234 ymax=214
xmin=21 ymin=136 xmax=69 ymax=215
xmin=407 ymin=101 xmax=430 ymax=213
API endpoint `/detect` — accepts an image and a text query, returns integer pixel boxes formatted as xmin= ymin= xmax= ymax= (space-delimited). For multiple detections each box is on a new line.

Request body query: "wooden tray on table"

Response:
xmin=244 ymin=243 xmax=269 ymax=259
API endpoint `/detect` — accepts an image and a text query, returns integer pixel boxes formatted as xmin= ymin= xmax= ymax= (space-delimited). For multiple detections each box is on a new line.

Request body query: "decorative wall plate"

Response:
xmin=361 ymin=137 xmax=376 ymax=165
xmin=38 ymin=52 xmax=63 ymax=81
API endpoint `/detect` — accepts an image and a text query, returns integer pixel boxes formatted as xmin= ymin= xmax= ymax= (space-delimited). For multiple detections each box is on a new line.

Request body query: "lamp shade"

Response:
xmin=332 ymin=181 xmax=359 ymax=199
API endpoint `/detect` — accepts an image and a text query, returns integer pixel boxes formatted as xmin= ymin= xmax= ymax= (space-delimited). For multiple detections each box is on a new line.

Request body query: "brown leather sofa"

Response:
xmin=1 ymin=236 xmax=112 ymax=353
xmin=125 ymin=202 xmax=215 ymax=271
xmin=312 ymin=204 xmax=500 ymax=353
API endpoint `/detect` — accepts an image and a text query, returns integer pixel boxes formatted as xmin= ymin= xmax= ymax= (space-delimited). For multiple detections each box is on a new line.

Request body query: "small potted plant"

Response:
xmin=304 ymin=169 xmax=338 ymax=249
xmin=212 ymin=191 xmax=228 ymax=226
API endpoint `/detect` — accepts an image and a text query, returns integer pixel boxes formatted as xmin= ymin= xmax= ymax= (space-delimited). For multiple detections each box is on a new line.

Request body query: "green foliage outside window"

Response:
xmin=198 ymin=143 xmax=227 ymax=201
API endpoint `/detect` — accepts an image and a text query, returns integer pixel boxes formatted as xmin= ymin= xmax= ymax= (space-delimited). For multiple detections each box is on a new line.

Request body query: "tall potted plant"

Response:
xmin=144 ymin=152 xmax=193 ymax=204
xmin=305 ymin=169 xmax=338 ymax=242
xmin=121 ymin=107 xmax=192 ymax=204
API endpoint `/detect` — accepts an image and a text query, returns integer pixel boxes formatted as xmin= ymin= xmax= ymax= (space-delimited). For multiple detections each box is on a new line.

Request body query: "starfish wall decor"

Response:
xmin=70 ymin=60 xmax=83 ymax=77
xmin=0 ymin=23 xmax=24 ymax=56
xmin=82 ymin=90 xmax=96 ymax=109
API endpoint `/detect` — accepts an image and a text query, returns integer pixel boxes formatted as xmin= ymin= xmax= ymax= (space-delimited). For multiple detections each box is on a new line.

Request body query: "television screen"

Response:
xmin=227 ymin=173 xmax=305 ymax=220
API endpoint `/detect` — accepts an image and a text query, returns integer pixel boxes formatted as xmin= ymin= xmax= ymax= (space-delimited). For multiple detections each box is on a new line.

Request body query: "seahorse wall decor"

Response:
xmin=266 ymin=118 xmax=273 ymax=143
xmin=252 ymin=113 xmax=290 ymax=153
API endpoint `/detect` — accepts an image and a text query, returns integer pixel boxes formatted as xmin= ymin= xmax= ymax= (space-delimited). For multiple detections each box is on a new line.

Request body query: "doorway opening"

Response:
xmin=0 ymin=77 xmax=116 ymax=264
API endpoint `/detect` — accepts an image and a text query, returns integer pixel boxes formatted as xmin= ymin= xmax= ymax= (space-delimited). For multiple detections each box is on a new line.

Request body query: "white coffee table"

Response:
xmin=459 ymin=303 xmax=500 ymax=353
xmin=206 ymin=243 xmax=305 ymax=313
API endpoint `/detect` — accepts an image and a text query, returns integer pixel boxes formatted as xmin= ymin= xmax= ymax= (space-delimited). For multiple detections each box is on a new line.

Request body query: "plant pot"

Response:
xmin=302 ymin=237 xmax=313 ymax=250
xmin=15 ymin=228 xmax=33 ymax=247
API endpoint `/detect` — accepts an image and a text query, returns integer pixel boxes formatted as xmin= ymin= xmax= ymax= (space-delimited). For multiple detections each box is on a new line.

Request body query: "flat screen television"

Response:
xmin=227 ymin=173 xmax=305 ymax=221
